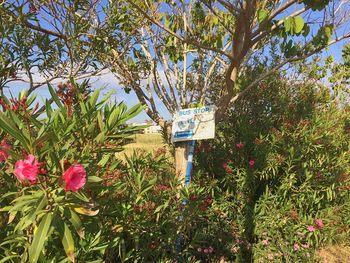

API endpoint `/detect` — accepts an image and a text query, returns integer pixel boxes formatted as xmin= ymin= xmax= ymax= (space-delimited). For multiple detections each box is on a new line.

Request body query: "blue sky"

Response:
xmin=3 ymin=0 xmax=350 ymax=123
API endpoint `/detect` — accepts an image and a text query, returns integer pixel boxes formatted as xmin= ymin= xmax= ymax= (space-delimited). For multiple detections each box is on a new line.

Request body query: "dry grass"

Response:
xmin=117 ymin=133 xmax=169 ymax=159
xmin=318 ymin=245 xmax=350 ymax=263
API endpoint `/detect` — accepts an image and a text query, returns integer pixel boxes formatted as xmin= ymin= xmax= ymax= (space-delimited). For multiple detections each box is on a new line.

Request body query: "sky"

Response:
xmin=3 ymin=70 xmax=171 ymax=123
xmin=3 ymin=0 xmax=350 ymax=123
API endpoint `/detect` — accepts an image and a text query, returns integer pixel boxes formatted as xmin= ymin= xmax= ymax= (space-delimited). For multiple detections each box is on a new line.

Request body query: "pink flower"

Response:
xmin=208 ymin=246 xmax=214 ymax=253
xmin=203 ymin=248 xmax=209 ymax=254
xmin=14 ymin=154 xmax=40 ymax=182
xmin=315 ymin=218 xmax=324 ymax=229
xmin=307 ymin=225 xmax=315 ymax=232
xmin=0 ymin=140 xmax=10 ymax=162
xmin=268 ymin=253 xmax=274 ymax=260
xmin=62 ymin=164 xmax=86 ymax=192
xmin=236 ymin=142 xmax=244 ymax=150
xmin=262 ymin=239 xmax=269 ymax=246
xmin=249 ymin=160 xmax=255 ymax=166
xmin=293 ymin=243 xmax=300 ymax=251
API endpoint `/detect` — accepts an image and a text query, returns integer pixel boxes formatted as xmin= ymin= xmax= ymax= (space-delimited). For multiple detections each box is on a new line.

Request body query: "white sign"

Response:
xmin=172 ymin=105 xmax=216 ymax=142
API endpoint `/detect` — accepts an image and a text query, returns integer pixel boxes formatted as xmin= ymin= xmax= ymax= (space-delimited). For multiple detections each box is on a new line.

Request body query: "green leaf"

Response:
xmin=61 ymin=223 xmax=75 ymax=262
xmin=284 ymin=17 xmax=292 ymax=33
xmin=302 ymin=23 xmax=310 ymax=37
xmin=0 ymin=112 xmax=30 ymax=150
xmin=88 ymin=176 xmax=103 ymax=183
xmin=33 ymin=131 xmax=57 ymax=148
xmin=258 ymin=9 xmax=268 ymax=23
xmin=107 ymin=105 xmax=122 ymax=127
xmin=294 ymin=16 xmax=304 ymax=34
xmin=89 ymin=88 xmax=100 ymax=107
xmin=67 ymin=210 xmax=84 ymax=239
xmin=29 ymin=213 xmax=52 ymax=263
xmin=118 ymin=103 xmax=145 ymax=125
xmin=48 ymin=83 xmax=63 ymax=108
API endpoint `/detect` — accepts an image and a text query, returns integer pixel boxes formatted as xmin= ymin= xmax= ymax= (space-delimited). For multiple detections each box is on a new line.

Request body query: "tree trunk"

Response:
xmin=175 ymin=141 xmax=190 ymax=185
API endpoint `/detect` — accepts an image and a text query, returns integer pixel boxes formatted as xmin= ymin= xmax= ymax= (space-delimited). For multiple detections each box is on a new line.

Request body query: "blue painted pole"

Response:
xmin=184 ymin=140 xmax=195 ymax=187
xmin=175 ymin=140 xmax=196 ymax=256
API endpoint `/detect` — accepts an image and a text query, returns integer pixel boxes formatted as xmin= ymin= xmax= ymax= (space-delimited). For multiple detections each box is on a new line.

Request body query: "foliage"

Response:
xmin=194 ymin=71 xmax=350 ymax=261
xmin=0 ymin=81 xmax=146 ymax=262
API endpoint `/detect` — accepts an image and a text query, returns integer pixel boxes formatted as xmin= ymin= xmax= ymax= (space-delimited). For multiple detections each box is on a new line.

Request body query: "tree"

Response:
xmin=120 ymin=0 xmax=350 ymax=179
xmin=0 ymin=0 xmax=116 ymax=94
xmin=2 ymin=0 xmax=350 ymax=181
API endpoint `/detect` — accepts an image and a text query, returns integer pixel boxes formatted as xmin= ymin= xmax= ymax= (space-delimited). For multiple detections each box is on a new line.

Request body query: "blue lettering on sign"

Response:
xmin=179 ymin=110 xmax=192 ymax=116
xmin=174 ymin=130 xmax=194 ymax=138
xmin=194 ymin=107 xmax=210 ymax=114
xmin=178 ymin=107 xmax=211 ymax=116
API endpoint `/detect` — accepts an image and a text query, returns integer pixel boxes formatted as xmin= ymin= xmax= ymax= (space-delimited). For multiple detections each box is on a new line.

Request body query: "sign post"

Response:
xmin=173 ymin=106 xmax=216 ymax=257
xmin=172 ymin=105 xmax=216 ymax=143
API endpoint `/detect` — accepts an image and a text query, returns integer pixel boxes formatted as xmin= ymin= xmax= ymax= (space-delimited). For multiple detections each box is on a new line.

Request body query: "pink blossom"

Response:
xmin=307 ymin=225 xmax=315 ymax=232
xmin=208 ymin=246 xmax=214 ymax=253
xmin=236 ymin=142 xmax=245 ymax=150
xmin=262 ymin=239 xmax=269 ymax=246
xmin=62 ymin=164 xmax=86 ymax=192
xmin=268 ymin=253 xmax=273 ymax=260
xmin=249 ymin=160 xmax=255 ymax=166
xmin=315 ymin=218 xmax=324 ymax=229
xmin=293 ymin=243 xmax=300 ymax=251
xmin=203 ymin=248 xmax=209 ymax=254
xmin=14 ymin=154 xmax=40 ymax=182
xmin=0 ymin=140 xmax=10 ymax=162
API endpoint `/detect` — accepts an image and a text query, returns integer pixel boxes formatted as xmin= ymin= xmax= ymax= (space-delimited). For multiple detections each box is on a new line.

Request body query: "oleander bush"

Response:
xmin=1 ymin=77 xmax=350 ymax=263
xmin=194 ymin=76 xmax=350 ymax=262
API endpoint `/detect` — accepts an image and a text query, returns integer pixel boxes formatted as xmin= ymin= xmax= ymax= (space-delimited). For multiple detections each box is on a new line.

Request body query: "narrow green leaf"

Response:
xmin=89 ymin=88 xmax=100 ymax=107
xmin=68 ymin=210 xmax=84 ymax=239
xmin=88 ymin=176 xmax=103 ymax=183
xmin=62 ymin=223 xmax=75 ymax=262
xmin=33 ymin=131 xmax=56 ymax=148
xmin=47 ymin=83 xmax=63 ymax=108
xmin=29 ymin=213 xmax=52 ymax=263
xmin=0 ymin=112 xmax=30 ymax=150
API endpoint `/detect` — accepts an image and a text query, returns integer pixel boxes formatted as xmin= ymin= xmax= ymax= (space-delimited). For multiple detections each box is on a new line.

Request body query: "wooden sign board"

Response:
xmin=172 ymin=106 xmax=216 ymax=142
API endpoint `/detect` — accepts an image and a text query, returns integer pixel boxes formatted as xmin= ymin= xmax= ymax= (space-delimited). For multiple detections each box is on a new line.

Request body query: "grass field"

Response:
xmin=117 ymin=133 xmax=169 ymax=159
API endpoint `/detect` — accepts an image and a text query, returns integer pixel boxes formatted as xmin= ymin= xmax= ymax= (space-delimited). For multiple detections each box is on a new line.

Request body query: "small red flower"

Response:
xmin=236 ymin=142 xmax=244 ymax=150
xmin=315 ymin=219 xmax=324 ymax=229
xmin=0 ymin=140 xmax=10 ymax=162
xmin=307 ymin=225 xmax=315 ymax=232
xmin=249 ymin=160 xmax=255 ymax=166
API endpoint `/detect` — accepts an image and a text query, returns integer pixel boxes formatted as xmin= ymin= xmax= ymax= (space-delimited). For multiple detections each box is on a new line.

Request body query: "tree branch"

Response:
xmin=125 ymin=0 xmax=233 ymax=59
xmin=215 ymin=30 xmax=350 ymax=122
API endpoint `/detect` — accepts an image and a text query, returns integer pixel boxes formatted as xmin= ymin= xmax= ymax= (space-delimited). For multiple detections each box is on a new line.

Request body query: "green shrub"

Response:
xmin=194 ymin=78 xmax=350 ymax=261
